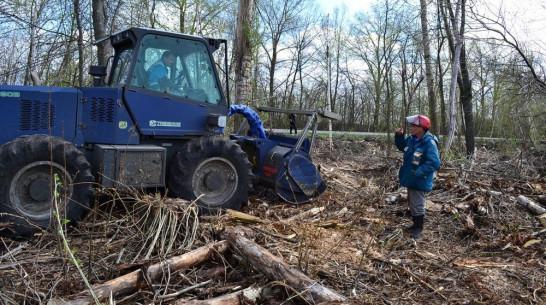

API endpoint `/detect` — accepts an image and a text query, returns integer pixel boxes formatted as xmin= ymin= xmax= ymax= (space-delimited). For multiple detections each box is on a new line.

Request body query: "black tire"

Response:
xmin=0 ymin=135 xmax=95 ymax=238
xmin=167 ymin=137 xmax=252 ymax=214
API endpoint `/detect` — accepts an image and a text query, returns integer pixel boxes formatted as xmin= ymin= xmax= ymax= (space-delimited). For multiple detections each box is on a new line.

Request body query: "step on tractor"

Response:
xmin=0 ymin=27 xmax=340 ymax=238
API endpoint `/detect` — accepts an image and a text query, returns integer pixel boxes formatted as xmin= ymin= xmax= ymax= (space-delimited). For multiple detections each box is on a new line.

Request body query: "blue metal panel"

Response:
xmin=80 ymin=87 xmax=139 ymax=145
xmin=124 ymin=89 xmax=214 ymax=136
xmin=0 ymin=85 xmax=79 ymax=145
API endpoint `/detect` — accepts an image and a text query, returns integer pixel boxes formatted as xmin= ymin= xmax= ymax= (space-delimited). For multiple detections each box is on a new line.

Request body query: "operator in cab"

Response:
xmin=148 ymin=50 xmax=176 ymax=91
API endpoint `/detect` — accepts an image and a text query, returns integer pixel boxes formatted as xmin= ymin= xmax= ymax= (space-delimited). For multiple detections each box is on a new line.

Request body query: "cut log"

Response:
xmin=50 ymin=240 xmax=229 ymax=305
xmin=222 ymin=227 xmax=346 ymax=304
xmin=174 ymin=285 xmax=262 ymax=305
xmin=226 ymin=209 xmax=266 ymax=224
xmin=516 ymin=195 xmax=546 ymax=215
xmin=285 ymin=207 xmax=325 ymax=222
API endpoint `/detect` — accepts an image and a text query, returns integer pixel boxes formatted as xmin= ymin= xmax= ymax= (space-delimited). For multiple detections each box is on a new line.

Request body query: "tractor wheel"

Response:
xmin=167 ymin=136 xmax=252 ymax=214
xmin=0 ymin=135 xmax=95 ymax=238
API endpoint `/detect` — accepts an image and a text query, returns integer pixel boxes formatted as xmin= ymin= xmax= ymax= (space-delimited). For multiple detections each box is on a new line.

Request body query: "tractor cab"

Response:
xmin=88 ymin=28 xmax=229 ymax=140
xmin=106 ymin=28 xmax=225 ymax=105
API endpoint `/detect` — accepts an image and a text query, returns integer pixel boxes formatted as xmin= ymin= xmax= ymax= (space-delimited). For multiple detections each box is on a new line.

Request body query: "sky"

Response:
xmin=315 ymin=0 xmax=373 ymax=15
xmin=315 ymin=0 xmax=545 ymax=52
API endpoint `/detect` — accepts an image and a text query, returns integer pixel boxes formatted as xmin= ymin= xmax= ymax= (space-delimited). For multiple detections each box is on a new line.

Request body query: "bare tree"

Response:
xmin=257 ymin=0 xmax=307 ymax=107
xmin=351 ymin=1 xmax=403 ymax=131
xmin=470 ymin=4 xmax=546 ymax=91
xmin=468 ymin=3 xmax=546 ymax=143
xmin=419 ymin=0 xmax=438 ymax=133
xmin=435 ymin=0 xmax=448 ymax=135
xmin=283 ymin=11 xmax=317 ymax=109
xmin=233 ymin=0 xmax=256 ymax=105
xmin=442 ymin=0 xmax=474 ymax=156
xmin=442 ymin=0 xmax=462 ymax=151
xmin=24 ymin=0 xmax=43 ymax=86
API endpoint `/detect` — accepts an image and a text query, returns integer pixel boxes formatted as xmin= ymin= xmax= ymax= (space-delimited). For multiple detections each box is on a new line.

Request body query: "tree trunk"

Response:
xmin=92 ymin=0 xmax=113 ymax=66
xmin=74 ymin=0 xmax=84 ymax=86
xmin=442 ymin=0 xmax=462 ymax=151
xmin=436 ymin=13 xmax=447 ymax=136
xmin=25 ymin=3 xmax=39 ymax=86
xmin=456 ymin=0 xmax=474 ymax=156
xmin=400 ymin=51 xmax=408 ymax=123
xmin=268 ymin=43 xmax=278 ymax=107
xmin=419 ymin=0 xmax=438 ymax=133
xmin=234 ymin=0 xmax=255 ymax=105
xmin=459 ymin=42 xmax=475 ymax=156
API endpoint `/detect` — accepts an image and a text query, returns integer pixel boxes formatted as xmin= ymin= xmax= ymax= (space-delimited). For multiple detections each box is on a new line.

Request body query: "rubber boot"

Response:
xmin=405 ymin=221 xmax=416 ymax=231
xmin=409 ymin=215 xmax=424 ymax=239
xmin=404 ymin=214 xmax=420 ymax=231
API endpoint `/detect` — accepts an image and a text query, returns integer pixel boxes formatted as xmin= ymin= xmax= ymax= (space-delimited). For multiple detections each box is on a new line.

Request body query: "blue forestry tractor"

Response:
xmin=0 ymin=27 xmax=339 ymax=238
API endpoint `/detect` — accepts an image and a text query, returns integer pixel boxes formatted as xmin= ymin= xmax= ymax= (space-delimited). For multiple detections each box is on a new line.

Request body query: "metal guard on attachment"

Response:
xmin=275 ymin=152 xmax=327 ymax=204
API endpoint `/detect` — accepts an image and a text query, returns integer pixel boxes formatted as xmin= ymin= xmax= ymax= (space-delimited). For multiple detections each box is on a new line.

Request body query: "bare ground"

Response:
xmin=1 ymin=136 xmax=545 ymax=304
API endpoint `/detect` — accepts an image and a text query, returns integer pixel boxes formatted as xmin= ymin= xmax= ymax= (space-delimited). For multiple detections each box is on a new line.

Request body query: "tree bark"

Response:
xmin=234 ymin=0 xmax=255 ymax=105
xmin=419 ymin=0 xmax=438 ymax=133
xmin=92 ymin=0 xmax=113 ymax=66
xmin=222 ymin=227 xmax=346 ymax=304
xmin=455 ymin=0 xmax=474 ymax=156
xmin=436 ymin=0 xmax=447 ymax=135
xmin=442 ymin=0 xmax=462 ymax=151
xmin=74 ymin=0 xmax=84 ymax=86
xmin=459 ymin=40 xmax=475 ymax=156
xmin=55 ymin=241 xmax=229 ymax=305
xmin=442 ymin=0 xmax=474 ymax=155
xmin=24 ymin=2 xmax=39 ymax=86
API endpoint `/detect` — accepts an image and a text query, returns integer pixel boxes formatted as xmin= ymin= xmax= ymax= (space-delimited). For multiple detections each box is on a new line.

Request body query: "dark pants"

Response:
xmin=289 ymin=114 xmax=297 ymax=134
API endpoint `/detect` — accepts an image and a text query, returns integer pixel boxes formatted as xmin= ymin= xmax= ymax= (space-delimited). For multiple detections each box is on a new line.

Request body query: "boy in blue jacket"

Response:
xmin=395 ymin=115 xmax=441 ymax=239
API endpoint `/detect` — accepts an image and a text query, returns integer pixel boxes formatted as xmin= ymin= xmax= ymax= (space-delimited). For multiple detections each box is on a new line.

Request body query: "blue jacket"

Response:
xmin=148 ymin=60 xmax=168 ymax=89
xmin=395 ymin=131 xmax=441 ymax=191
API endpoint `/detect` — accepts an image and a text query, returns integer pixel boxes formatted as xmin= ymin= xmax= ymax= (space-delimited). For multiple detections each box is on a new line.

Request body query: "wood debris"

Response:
xmin=517 ymin=195 xmax=546 ymax=215
xmin=222 ymin=227 xmax=347 ymax=304
xmin=51 ymin=241 xmax=229 ymax=305
xmin=3 ymin=137 xmax=546 ymax=305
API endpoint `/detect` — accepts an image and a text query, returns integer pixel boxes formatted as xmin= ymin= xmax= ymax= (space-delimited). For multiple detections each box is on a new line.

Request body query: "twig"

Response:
xmin=0 ymin=241 xmax=27 ymax=260
xmin=370 ymin=254 xmax=448 ymax=301
xmin=158 ymin=279 xmax=212 ymax=299
xmin=1 ymin=236 xmax=46 ymax=301
xmin=250 ymin=226 xmax=298 ymax=243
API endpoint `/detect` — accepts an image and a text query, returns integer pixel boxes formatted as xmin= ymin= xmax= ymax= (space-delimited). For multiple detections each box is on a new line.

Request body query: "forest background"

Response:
xmin=1 ymin=0 xmax=545 ymax=156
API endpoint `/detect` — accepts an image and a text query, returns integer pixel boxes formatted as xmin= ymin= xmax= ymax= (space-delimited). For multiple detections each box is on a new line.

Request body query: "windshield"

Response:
xmin=130 ymin=34 xmax=222 ymax=105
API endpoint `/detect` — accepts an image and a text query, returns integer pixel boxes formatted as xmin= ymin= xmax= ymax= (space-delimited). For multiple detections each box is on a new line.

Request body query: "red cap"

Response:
xmin=406 ymin=115 xmax=431 ymax=129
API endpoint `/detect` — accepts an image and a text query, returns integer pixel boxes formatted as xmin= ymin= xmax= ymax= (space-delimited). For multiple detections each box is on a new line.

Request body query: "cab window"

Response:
xmin=130 ymin=34 xmax=222 ymax=105
xmin=110 ymin=48 xmax=133 ymax=87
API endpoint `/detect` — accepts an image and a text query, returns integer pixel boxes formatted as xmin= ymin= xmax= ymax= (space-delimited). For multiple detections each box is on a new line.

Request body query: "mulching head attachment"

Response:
xmin=275 ymin=152 xmax=327 ymax=204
